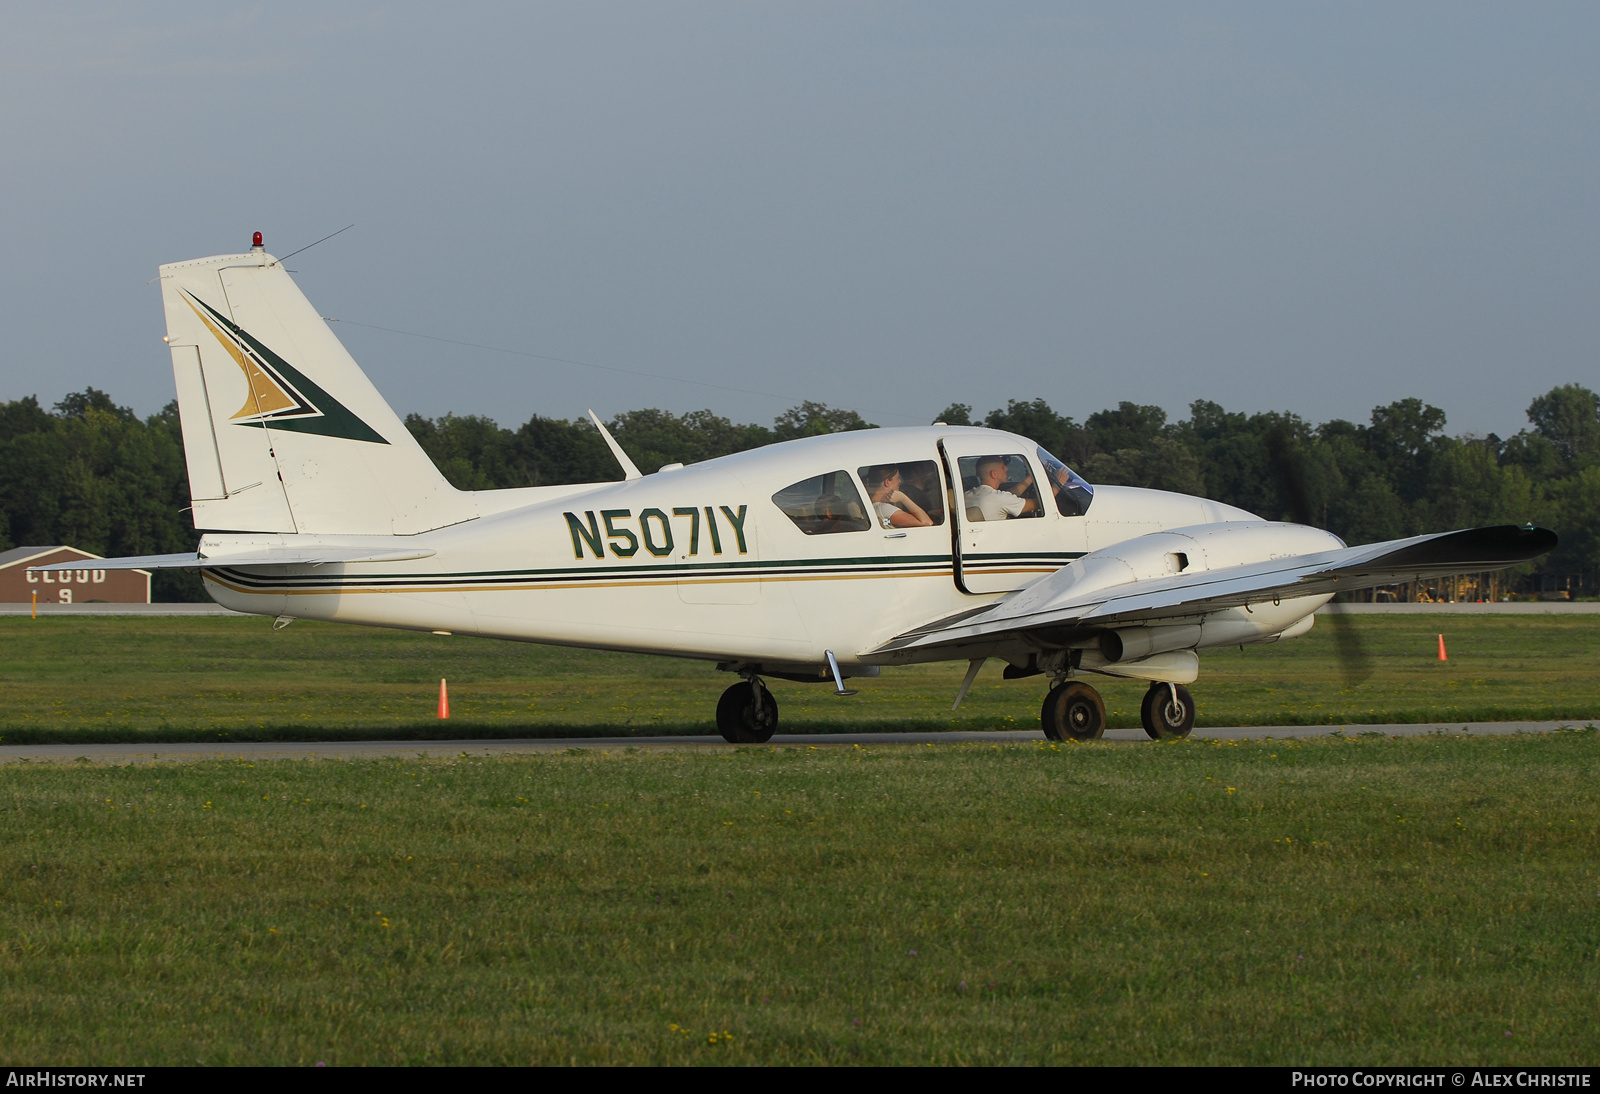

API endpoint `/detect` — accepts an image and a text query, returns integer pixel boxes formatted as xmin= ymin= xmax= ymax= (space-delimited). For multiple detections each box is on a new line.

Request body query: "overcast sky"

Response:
xmin=2 ymin=3 xmax=1595 ymax=437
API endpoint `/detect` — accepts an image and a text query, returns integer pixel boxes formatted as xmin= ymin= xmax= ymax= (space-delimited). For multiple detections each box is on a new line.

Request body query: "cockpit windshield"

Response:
xmin=1037 ymin=447 xmax=1094 ymax=517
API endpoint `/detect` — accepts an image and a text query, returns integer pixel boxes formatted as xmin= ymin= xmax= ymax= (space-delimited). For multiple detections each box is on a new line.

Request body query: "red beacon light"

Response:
xmin=251 ymin=231 xmax=263 ymax=249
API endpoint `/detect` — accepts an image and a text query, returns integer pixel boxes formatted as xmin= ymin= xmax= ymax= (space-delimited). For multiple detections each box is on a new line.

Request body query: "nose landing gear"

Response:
xmin=1140 ymin=682 xmax=1195 ymax=740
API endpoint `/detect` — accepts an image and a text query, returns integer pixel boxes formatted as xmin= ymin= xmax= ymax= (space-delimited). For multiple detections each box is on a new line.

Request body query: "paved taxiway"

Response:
xmin=0 ymin=721 xmax=1591 ymax=764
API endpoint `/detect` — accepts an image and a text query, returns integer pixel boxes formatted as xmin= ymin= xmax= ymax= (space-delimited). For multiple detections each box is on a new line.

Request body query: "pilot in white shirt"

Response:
xmin=964 ymin=456 xmax=1037 ymax=520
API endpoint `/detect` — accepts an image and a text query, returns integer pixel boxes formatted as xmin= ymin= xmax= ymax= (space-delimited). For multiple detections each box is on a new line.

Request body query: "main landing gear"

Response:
xmin=1041 ymin=680 xmax=1106 ymax=741
xmin=1038 ymin=678 xmax=1197 ymax=741
xmin=716 ymin=677 xmax=778 ymax=744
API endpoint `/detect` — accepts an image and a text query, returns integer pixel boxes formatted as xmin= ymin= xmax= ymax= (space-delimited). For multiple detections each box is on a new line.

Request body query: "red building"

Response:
xmin=0 ymin=546 xmax=151 ymax=604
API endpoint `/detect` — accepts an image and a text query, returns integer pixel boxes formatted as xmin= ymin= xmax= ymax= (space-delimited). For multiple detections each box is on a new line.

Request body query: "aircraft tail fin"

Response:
xmin=160 ymin=239 xmax=475 ymax=535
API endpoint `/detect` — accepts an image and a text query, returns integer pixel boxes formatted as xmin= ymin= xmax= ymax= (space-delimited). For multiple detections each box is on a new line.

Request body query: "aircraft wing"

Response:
xmin=876 ymin=524 xmax=1557 ymax=655
xmin=27 ymin=547 xmax=436 ymax=572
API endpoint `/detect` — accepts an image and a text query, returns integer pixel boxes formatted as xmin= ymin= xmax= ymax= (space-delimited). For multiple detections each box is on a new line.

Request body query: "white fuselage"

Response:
xmin=198 ymin=426 xmax=1336 ymax=678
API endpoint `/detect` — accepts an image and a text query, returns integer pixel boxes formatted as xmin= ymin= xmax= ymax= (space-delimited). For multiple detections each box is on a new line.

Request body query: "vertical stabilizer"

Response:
xmin=159 ymin=244 xmax=476 ymax=535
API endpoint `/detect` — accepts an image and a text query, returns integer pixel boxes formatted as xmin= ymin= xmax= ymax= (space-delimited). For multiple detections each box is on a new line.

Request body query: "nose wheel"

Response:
xmin=1140 ymin=682 xmax=1195 ymax=740
xmin=716 ymin=679 xmax=779 ymax=743
xmin=1041 ymin=681 xmax=1106 ymax=741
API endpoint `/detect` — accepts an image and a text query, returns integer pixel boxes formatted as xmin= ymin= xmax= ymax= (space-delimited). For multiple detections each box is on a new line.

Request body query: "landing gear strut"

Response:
xmin=716 ymin=677 xmax=778 ymax=743
xmin=1041 ymin=680 xmax=1105 ymax=741
xmin=1140 ymin=682 xmax=1195 ymax=740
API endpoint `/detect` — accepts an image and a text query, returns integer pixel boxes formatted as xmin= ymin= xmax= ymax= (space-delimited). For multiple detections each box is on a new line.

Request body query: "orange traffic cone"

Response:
xmin=1437 ymin=634 xmax=1448 ymax=662
xmin=438 ymin=678 xmax=450 ymax=719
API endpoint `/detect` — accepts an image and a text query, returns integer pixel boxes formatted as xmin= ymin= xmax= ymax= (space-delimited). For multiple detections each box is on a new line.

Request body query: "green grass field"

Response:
xmin=0 ymin=615 xmax=1595 ymax=743
xmin=2 ymin=733 xmax=1598 ymax=1064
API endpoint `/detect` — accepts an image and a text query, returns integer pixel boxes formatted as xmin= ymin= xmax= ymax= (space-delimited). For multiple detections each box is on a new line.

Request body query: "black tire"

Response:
xmin=716 ymin=681 xmax=778 ymax=744
xmin=1140 ymin=683 xmax=1196 ymax=740
xmin=1041 ymin=681 xmax=1105 ymax=741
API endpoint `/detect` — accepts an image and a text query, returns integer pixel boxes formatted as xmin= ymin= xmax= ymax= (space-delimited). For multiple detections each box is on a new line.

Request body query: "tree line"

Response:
xmin=1 ymin=385 xmax=1595 ymax=600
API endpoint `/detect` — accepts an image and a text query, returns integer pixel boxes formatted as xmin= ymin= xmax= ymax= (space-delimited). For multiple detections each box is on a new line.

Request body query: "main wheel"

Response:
xmin=1140 ymin=683 xmax=1195 ymax=740
xmin=1041 ymin=681 xmax=1105 ymax=741
xmin=716 ymin=681 xmax=779 ymax=743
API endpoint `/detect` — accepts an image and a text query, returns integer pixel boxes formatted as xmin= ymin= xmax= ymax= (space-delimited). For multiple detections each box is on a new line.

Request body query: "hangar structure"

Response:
xmin=0 ymin=546 xmax=151 ymax=605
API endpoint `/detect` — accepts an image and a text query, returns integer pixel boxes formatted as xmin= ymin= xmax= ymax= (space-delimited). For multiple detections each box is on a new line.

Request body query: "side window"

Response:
xmin=958 ymin=454 xmax=1044 ymax=521
xmin=772 ymin=470 xmax=872 ymax=535
xmin=856 ymin=460 xmax=946 ymax=529
xmin=1037 ymin=446 xmax=1094 ymax=517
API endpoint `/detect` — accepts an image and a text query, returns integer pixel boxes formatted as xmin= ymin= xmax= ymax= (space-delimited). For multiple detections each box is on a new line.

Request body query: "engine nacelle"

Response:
xmin=1028 ymin=521 xmax=1340 ymax=601
xmin=1023 ymin=521 xmax=1344 ymax=662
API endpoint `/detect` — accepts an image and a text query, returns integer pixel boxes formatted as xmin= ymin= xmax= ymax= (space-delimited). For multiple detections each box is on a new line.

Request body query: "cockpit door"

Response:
xmin=938 ymin=438 xmax=1079 ymax=595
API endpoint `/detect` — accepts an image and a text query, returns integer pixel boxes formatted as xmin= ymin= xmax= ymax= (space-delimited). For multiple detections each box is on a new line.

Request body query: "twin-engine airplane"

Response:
xmin=35 ymin=236 xmax=1556 ymax=742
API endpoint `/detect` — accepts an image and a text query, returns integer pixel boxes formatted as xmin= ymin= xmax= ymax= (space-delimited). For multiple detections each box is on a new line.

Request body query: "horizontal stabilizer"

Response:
xmin=28 ymin=552 xmax=198 ymax=572
xmin=28 ymin=547 xmax=436 ymax=572
xmin=878 ymin=524 xmax=1557 ymax=656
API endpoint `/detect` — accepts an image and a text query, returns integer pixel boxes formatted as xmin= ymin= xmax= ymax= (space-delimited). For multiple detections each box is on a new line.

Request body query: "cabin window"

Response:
xmin=856 ymin=460 xmax=945 ymax=528
xmin=772 ymin=470 xmax=872 ymax=535
xmin=958 ymin=453 xmax=1045 ymax=521
xmin=1037 ymin=446 xmax=1094 ymax=517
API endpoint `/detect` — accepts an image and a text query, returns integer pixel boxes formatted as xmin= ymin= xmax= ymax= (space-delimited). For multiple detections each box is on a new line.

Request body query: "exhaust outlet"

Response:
xmin=1099 ymin=624 xmax=1203 ymax=663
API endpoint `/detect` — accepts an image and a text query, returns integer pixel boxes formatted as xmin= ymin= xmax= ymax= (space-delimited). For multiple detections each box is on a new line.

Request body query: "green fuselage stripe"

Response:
xmin=209 ymin=551 xmax=1086 ymax=591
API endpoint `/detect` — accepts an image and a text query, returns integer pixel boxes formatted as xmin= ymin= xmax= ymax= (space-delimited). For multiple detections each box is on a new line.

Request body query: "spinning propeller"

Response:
xmin=1264 ymin=427 xmax=1374 ymax=685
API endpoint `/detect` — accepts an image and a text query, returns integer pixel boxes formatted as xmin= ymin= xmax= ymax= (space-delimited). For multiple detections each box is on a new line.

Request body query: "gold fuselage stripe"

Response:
xmin=203 ymin=566 xmax=1057 ymax=597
